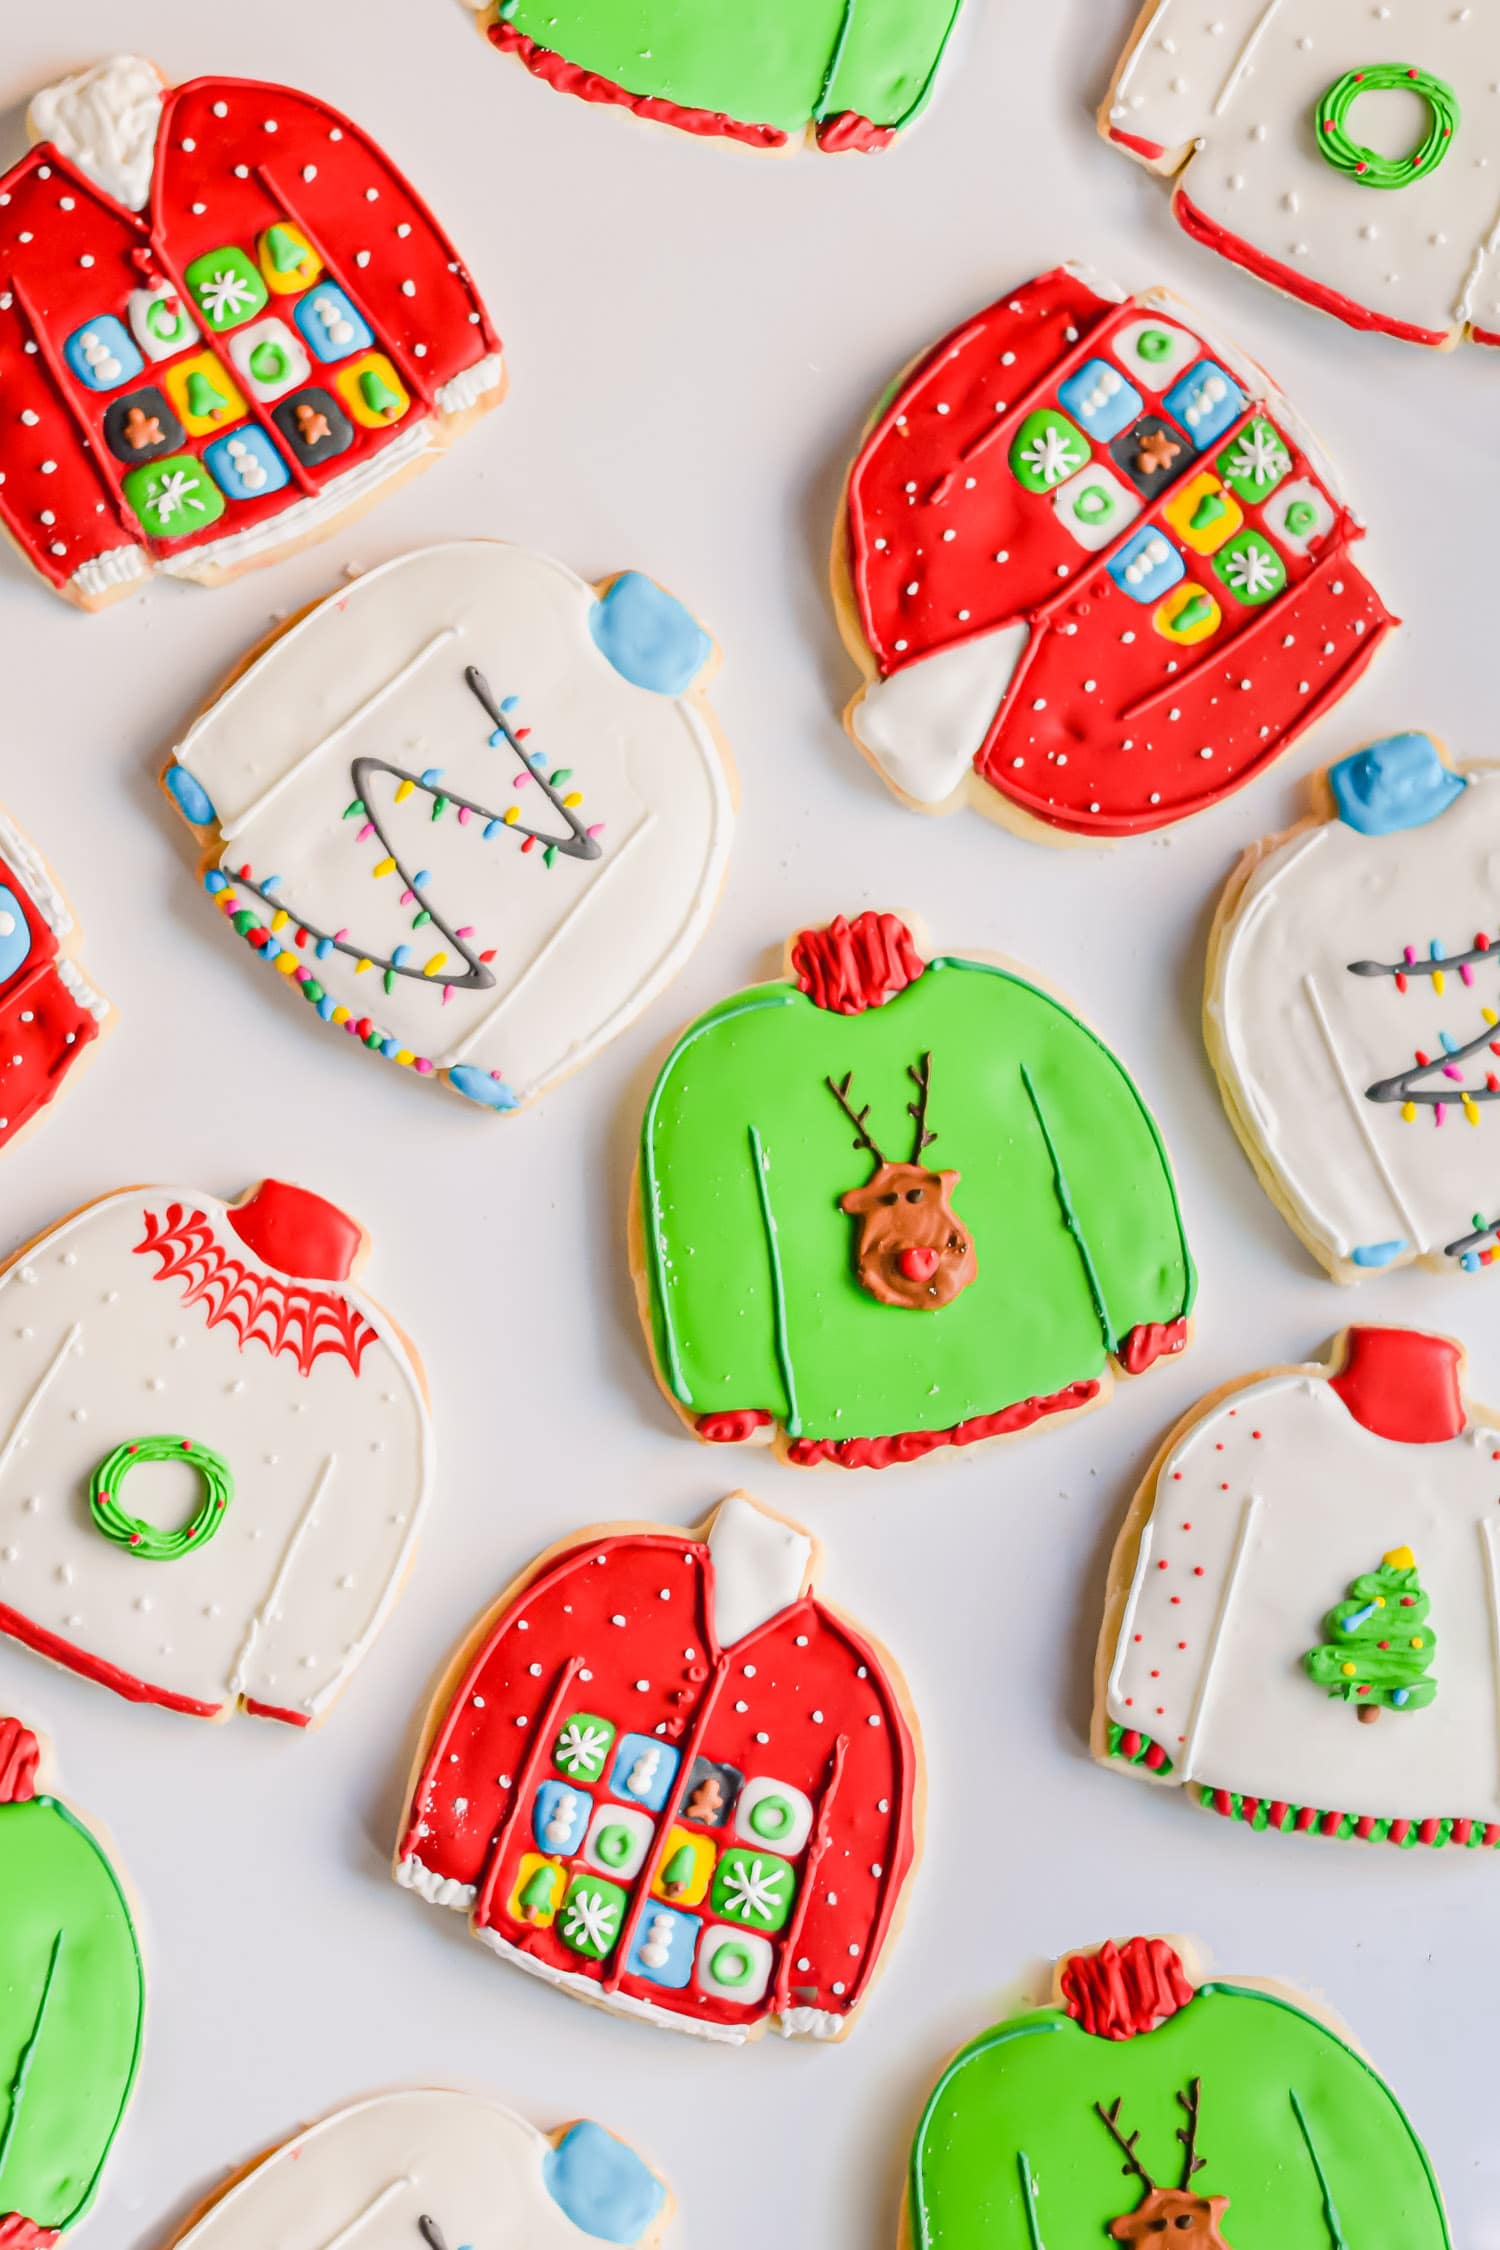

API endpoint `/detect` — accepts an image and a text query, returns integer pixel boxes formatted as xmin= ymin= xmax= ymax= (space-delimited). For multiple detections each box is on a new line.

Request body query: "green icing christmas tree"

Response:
xmin=1304 ymin=1546 xmax=1437 ymax=1722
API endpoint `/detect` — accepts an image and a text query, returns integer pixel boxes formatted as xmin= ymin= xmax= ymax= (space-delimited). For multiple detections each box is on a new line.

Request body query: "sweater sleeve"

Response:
xmin=1104 ymin=0 xmax=1265 ymax=165
xmin=816 ymin=0 xmax=964 ymax=144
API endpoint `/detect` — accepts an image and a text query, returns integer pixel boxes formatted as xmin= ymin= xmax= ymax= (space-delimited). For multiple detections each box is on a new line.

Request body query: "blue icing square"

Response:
xmin=608 ymin=1733 xmax=680 ymax=1812
xmin=203 ymin=425 xmax=291 ymax=502
xmin=1107 ymin=526 xmax=1186 ymax=606
xmin=1057 ymin=357 xmax=1142 ymax=443
xmin=63 ymin=314 xmax=144 ymax=392
xmin=294 ymin=283 xmax=375 ymax=362
xmin=625 ymin=1902 xmax=700 ymax=1991
xmin=1162 ymin=360 xmax=1248 ymax=448
xmin=532 ymin=1779 xmax=590 ymax=1856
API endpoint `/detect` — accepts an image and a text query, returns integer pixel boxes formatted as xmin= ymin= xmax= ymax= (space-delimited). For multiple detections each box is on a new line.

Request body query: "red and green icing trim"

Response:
xmin=1108 ymin=1723 xmax=1500 ymax=1850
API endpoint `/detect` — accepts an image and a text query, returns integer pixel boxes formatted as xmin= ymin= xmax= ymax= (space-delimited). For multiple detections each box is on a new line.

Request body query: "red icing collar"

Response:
xmin=1329 ymin=1328 xmax=1465 ymax=1446
xmin=1060 ymin=1937 xmax=1194 ymax=2040
xmin=790 ymin=913 xmax=924 ymax=1014
xmin=226 ymin=1180 xmax=362 ymax=1280
xmin=0 ymin=1719 xmax=40 ymax=1805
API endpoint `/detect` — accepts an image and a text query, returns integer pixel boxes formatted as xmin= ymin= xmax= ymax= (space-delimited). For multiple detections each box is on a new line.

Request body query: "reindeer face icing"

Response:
xmin=1098 ymin=2082 xmax=1233 ymax=2248
xmin=828 ymin=1054 xmax=977 ymax=1311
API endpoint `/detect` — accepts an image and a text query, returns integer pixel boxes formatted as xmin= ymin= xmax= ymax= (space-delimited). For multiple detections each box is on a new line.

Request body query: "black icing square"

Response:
xmin=1109 ymin=413 xmax=1197 ymax=500
xmin=679 ymin=1756 xmax=742 ymax=1828
xmin=103 ymin=386 xmax=183 ymax=465
xmin=271 ymin=385 xmax=355 ymax=468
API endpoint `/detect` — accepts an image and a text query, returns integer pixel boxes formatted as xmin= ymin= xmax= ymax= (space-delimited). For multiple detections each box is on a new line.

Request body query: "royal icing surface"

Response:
xmin=0 ymin=1717 xmax=144 ymax=2240
xmin=639 ymin=913 xmax=1194 ymax=1468
xmin=841 ymin=265 xmax=1393 ymax=838
xmin=168 ymin=2090 xmax=665 ymax=2250
xmin=1106 ymin=3 xmax=1500 ymax=348
xmin=0 ymin=810 xmax=108 ymax=1156
xmin=1103 ymin=1328 xmax=1500 ymax=1846
xmin=398 ymin=1493 xmax=921 ymax=2042
xmin=0 ymin=57 xmax=502 ymax=605
xmin=910 ymin=1937 xmax=1449 ymax=2247
xmin=163 ymin=544 xmax=733 ymax=1114
xmin=0 ymin=1181 xmax=432 ymax=1725
xmin=472 ymin=0 xmax=965 ymax=152
xmin=1211 ymin=734 xmax=1500 ymax=1277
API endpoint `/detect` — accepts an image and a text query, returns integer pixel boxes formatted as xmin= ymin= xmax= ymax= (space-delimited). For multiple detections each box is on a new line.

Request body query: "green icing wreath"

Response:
xmin=1314 ymin=64 xmax=1460 ymax=190
xmin=89 ymin=1435 xmax=233 ymax=1562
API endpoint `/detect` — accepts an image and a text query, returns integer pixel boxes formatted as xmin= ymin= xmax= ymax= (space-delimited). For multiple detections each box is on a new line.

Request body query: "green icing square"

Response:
xmin=1008 ymin=408 xmax=1090 ymax=493
xmin=1216 ymin=417 xmax=1292 ymax=504
xmin=184 ymin=245 xmax=269 ymax=331
xmin=552 ymin=1711 xmax=616 ymax=1783
xmin=710 ymin=1846 xmax=797 ymax=1933
xmin=1213 ymin=529 xmax=1287 ymax=607
xmin=121 ymin=453 xmax=226 ymax=538
xmin=557 ymin=1874 xmax=627 ymax=1960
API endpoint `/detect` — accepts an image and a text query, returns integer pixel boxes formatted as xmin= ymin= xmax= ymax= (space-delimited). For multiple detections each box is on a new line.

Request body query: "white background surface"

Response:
xmin=1 ymin=3 xmax=1497 ymax=2244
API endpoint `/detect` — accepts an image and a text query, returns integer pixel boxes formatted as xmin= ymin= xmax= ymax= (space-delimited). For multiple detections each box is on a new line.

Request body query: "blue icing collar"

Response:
xmin=543 ymin=2121 xmax=666 ymax=2245
xmin=447 ymin=1064 xmax=519 ymax=1111
xmin=1329 ymin=733 xmax=1466 ymax=837
xmin=589 ymin=572 xmax=711 ymax=696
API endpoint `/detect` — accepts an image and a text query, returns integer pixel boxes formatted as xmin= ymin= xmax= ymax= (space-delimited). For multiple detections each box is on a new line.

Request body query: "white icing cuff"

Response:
xmin=707 ymin=1494 xmax=812 ymax=1650
xmin=68 ymin=545 xmax=150 ymax=601
xmin=395 ymin=1853 xmax=477 ymax=1911
xmin=850 ymin=622 xmax=1030 ymax=807
xmin=0 ymin=813 xmax=71 ymax=936
xmin=28 ymin=55 xmax=164 ymax=212
xmin=54 ymin=956 xmax=107 ymax=1021
xmin=773 ymin=2006 xmax=845 ymax=2041
xmin=435 ymin=351 xmax=505 ymax=416
xmin=160 ymin=420 xmax=434 ymax=582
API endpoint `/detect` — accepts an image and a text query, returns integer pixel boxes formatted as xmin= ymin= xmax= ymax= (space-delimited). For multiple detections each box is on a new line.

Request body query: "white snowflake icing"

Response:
xmin=197 ymin=266 xmax=261 ymax=323
xmin=562 ymin=1884 xmax=621 ymax=1952
xmin=1224 ymin=425 xmax=1289 ymax=490
xmin=1020 ymin=423 xmax=1086 ymax=487
xmin=555 ymin=1719 xmax=611 ymax=1777
xmin=148 ymin=468 xmax=211 ymax=526
xmin=1224 ymin=544 xmax=1282 ymax=598
xmin=720 ymin=1855 xmax=790 ymax=1925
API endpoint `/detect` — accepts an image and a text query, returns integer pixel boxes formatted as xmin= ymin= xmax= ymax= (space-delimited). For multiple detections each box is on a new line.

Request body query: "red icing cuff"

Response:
xmin=0 ymin=1720 xmax=39 ymax=1805
xmin=815 ymin=112 xmax=897 ymax=154
xmin=227 ymin=1179 xmax=363 ymax=1280
xmin=1109 ymin=125 xmax=1168 ymax=161
xmin=1174 ymin=195 xmax=1454 ymax=348
xmin=1060 ymin=1937 xmax=1194 ymax=2041
xmin=697 ymin=1410 xmax=773 ymax=1444
xmin=790 ymin=913 xmax=924 ymax=1014
xmin=241 ymin=1698 xmax=312 ymax=1727
xmin=490 ymin=25 xmax=788 ymax=147
xmin=1118 ymin=1317 xmax=1189 ymax=1376
xmin=1329 ymin=1328 xmax=1465 ymax=1446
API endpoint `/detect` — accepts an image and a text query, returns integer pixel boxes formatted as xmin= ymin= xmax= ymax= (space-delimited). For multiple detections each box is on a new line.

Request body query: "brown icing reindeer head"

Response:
xmin=1097 ymin=2082 xmax=1233 ymax=2245
xmin=827 ymin=1054 xmax=977 ymax=1311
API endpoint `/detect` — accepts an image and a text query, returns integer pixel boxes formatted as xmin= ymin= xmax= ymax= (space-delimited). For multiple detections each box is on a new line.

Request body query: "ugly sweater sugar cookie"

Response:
xmin=1105 ymin=3 xmax=1500 ymax=349
xmin=466 ymin=0 xmax=966 ymax=154
xmin=834 ymin=264 xmax=1394 ymax=842
xmin=634 ymin=912 xmax=1195 ymax=1470
xmin=1097 ymin=1325 xmax=1500 ymax=1851
xmin=0 ymin=809 xmax=111 ymax=1158
xmin=159 ymin=2090 xmax=669 ymax=2250
xmin=0 ymin=1715 xmax=144 ymax=2245
xmin=0 ymin=1179 xmax=432 ymax=1726
xmin=905 ymin=1935 xmax=1449 ymax=2248
xmin=1208 ymin=732 xmax=1500 ymax=1281
xmin=0 ymin=56 xmax=503 ymax=612
xmin=161 ymin=543 xmax=733 ymax=1114
xmin=397 ymin=1492 xmax=922 ymax=2043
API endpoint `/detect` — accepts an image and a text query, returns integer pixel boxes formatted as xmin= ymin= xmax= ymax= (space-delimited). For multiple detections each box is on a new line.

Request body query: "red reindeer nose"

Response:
xmin=897 ymin=1247 xmax=940 ymax=1283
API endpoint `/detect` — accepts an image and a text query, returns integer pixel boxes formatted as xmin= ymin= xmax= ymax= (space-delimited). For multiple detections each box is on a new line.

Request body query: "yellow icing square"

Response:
xmin=508 ymin=1852 xmax=565 ymax=1928
xmin=1163 ymin=472 xmax=1243 ymax=556
xmin=258 ymin=223 xmax=323 ymax=294
xmin=1154 ymin=582 xmax=1222 ymax=646
xmin=335 ymin=352 xmax=411 ymax=429
xmin=650 ymin=1825 xmax=715 ymax=1908
xmin=164 ymin=349 xmax=247 ymax=435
